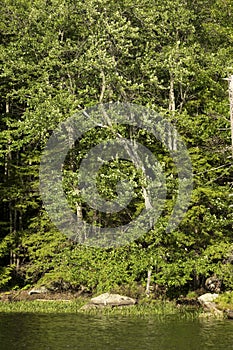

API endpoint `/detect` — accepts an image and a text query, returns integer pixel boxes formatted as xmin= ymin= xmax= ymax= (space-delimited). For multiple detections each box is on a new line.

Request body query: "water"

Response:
xmin=0 ymin=312 xmax=233 ymax=350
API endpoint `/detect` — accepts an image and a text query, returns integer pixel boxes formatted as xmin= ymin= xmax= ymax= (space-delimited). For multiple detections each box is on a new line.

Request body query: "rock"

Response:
xmin=79 ymin=293 xmax=136 ymax=311
xmin=205 ymin=276 xmax=221 ymax=293
xmin=91 ymin=293 xmax=136 ymax=306
xmin=28 ymin=286 xmax=48 ymax=295
xmin=198 ymin=293 xmax=222 ymax=315
xmin=198 ymin=293 xmax=219 ymax=304
xmin=225 ymin=310 xmax=233 ymax=319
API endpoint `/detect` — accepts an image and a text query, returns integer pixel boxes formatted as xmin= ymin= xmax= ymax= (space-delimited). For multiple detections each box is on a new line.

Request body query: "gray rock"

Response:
xmin=91 ymin=293 xmax=136 ymax=306
xmin=28 ymin=286 xmax=48 ymax=295
xmin=198 ymin=293 xmax=222 ymax=315
xmin=198 ymin=293 xmax=219 ymax=304
xmin=205 ymin=276 xmax=221 ymax=293
xmin=225 ymin=310 xmax=233 ymax=319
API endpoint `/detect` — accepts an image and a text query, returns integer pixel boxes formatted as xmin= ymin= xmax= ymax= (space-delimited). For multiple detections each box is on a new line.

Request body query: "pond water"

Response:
xmin=0 ymin=312 xmax=233 ymax=350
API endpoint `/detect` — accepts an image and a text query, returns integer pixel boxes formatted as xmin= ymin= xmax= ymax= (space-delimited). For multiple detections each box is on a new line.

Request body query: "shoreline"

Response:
xmin=0 ymin=290 xmax=228 ymax=319
xmin=0 ymin=289 xmax=199 ymax=315
xmin=0 ymin=290 xmax=232 ymax=319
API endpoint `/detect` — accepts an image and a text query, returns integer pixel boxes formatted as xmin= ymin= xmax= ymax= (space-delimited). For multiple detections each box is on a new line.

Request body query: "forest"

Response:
xmin=0 ymin=0 xmax=232 ymax=298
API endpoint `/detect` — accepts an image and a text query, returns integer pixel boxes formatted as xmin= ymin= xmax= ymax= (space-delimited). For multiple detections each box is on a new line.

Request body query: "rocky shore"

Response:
xmin=0 ymin=289 xmax=233 ymax=319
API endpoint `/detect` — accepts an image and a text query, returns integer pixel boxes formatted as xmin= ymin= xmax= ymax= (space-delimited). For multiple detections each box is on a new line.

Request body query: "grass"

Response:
xmin=215 ymin=292 xmax=233 ymax=310
xmin=0 ymin=299 xmax=85 ymax=314
xmin=81 ymin=304 xmax=201 ymax=320
xmin=0 ymin=298 xmax=202 ymax=320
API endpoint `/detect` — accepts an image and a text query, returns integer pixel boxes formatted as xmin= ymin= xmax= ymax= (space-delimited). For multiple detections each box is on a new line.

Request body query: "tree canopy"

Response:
xmin=0 ymin=0 xmax=232 ymax=296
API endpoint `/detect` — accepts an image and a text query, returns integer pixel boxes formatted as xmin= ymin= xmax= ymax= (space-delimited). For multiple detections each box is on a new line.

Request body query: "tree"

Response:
xmin=0 ymin=0 xmax=232 ymax=294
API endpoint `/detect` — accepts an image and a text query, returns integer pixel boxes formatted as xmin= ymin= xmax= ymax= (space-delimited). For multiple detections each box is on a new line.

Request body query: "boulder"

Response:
xmin=198 ymin=293 xmax=222 ymax=315
xmin=28 ymin=286 xmax=48 ymax=295
xmin=225 ymin=310 xmax=233 ymax=320
xmin=205 ymin=276 xmax=221 ymax=293
xmin=80 ymin=293 xmax=136 ymax=311
xmin=91 ymin=293 xmax=136 ymax=306
xmin=198 ymin=293 xmax=219 ymax=304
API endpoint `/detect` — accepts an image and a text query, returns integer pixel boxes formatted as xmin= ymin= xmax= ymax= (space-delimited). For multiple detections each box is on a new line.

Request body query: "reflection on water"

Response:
xmin=0 ymin=312 xmax=233 ymax=350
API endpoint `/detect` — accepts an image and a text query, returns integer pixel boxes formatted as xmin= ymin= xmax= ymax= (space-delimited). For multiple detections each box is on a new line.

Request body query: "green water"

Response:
xmin=0 ymin=312 xmax=232 ymax=350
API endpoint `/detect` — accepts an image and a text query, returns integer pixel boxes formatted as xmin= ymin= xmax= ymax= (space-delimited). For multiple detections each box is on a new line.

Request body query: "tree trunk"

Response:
xmin=169 ymin=72 xmax=176 ymax=113
xmin=145 ymin=268 xmax=152 ymax=296
xmin=228 ymin=75 xmax=233 ymax=158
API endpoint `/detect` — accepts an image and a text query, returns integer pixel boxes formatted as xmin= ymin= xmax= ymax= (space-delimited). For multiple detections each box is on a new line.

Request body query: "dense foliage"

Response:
xmin=0 ymin=0 xmax=232 ymax=297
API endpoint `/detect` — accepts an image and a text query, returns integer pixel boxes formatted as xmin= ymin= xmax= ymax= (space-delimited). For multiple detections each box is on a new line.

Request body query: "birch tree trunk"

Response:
xmin=145 ymin=268 xmax=152 ymax=296
xmin=169 ymin=72 xmax=176 ymax=113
